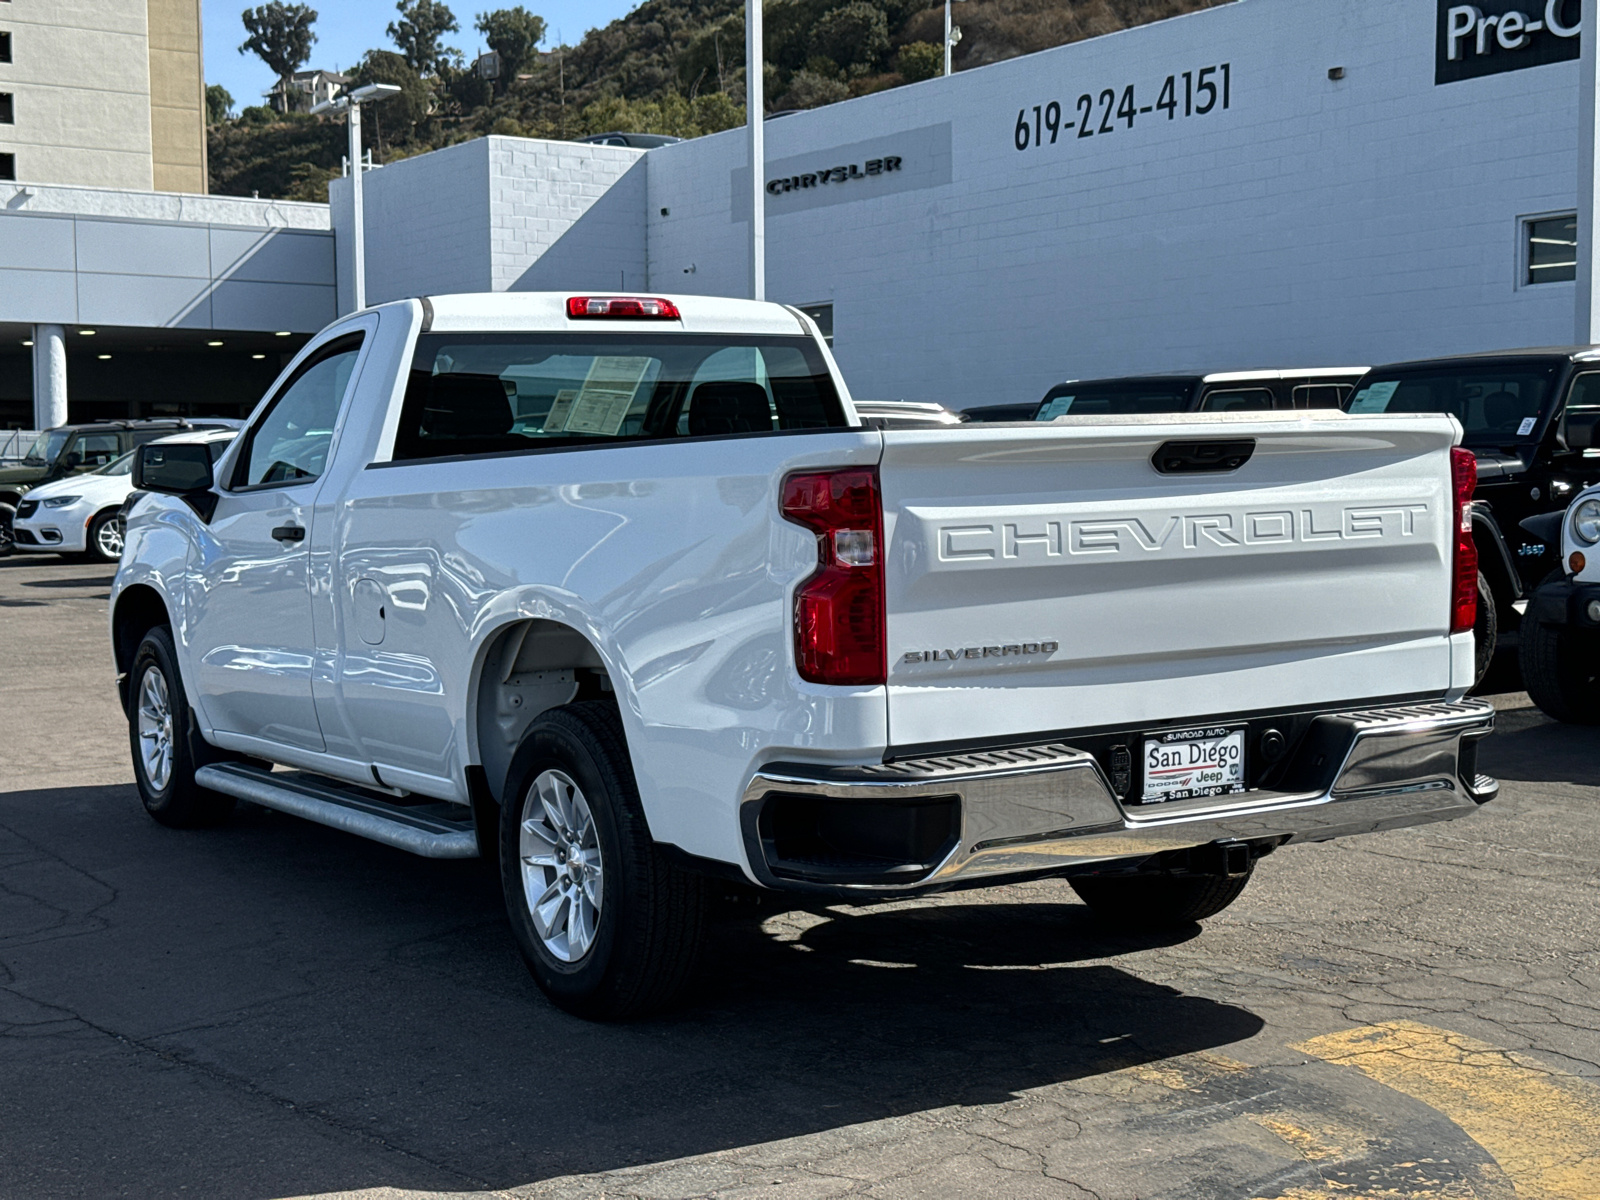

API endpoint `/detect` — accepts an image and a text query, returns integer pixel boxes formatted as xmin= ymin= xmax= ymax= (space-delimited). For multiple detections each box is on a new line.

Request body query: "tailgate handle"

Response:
xmin=1151 ymin=439 xmax=1255 ymax=475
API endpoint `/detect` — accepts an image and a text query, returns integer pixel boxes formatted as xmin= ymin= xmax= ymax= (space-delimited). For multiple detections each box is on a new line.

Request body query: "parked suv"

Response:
xmin=0 ymin=420 xmax=235 ymax=552
xmin=1343 ymin=349 xmax=1600 ymax=671
xmin=1034 ymin=368 xmax=1366 ymax=419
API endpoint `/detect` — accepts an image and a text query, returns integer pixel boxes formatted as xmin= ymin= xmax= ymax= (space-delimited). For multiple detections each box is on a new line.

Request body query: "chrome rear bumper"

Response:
xmin=739 ymin=698 xmax=1497 ymax=893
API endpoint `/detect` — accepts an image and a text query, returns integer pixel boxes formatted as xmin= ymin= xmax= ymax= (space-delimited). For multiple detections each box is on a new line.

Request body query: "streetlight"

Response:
xmin=312 ymin=82 xmax=402 ymax=311
xmin=747 ymin=0 xmax=764 ymax=301
xmin=944 ymin=0 xmax=966 ymax=77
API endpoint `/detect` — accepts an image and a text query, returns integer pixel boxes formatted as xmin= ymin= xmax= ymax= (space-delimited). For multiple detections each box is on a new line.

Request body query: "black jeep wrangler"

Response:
xmin=1344 ymin=348 xmax=1600 ymax=678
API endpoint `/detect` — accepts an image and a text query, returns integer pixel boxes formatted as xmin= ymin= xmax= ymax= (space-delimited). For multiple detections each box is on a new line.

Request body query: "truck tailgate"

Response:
xmin=880 ymin=412 xmax=1462 ymax=749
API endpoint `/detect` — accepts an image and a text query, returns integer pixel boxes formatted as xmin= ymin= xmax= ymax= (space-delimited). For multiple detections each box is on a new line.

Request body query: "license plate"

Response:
xmin=1142 ymin=725 xmax=1247 ymax=802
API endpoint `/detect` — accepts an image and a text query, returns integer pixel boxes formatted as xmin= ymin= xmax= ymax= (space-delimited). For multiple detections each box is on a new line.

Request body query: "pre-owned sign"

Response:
xmin=1435 ymin=0 xmax=1581 ymax=85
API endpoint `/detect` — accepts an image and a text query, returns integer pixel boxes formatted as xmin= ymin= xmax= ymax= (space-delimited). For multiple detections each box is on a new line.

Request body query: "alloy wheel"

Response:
xmin=136 ymin=666 xmax=175 ymax=791
xmin=96 ymin=518 xmax=124 ymax=560
xmin=519 ymin=768 xmax=604 ymax=962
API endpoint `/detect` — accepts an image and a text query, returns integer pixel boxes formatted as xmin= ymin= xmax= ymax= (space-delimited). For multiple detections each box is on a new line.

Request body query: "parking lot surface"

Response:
xmin=1 ymin=552 xmax=1597 ymax=1200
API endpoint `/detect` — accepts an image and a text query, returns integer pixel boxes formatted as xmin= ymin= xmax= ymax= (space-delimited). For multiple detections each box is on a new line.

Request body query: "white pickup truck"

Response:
xmin=112 ymin=293 xmax=1497 ymax=1018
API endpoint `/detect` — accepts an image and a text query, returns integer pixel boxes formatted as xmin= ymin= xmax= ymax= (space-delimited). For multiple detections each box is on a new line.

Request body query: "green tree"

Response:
xmin=350 ymin=50 xmax=433 ymax=147
xmin=896 ymin=40 xmax=942 ymax=83
xmin=206 ymin=83 xmax=236 ymax=124
xmin=388 ymin=0 xmax=461 ymax=76
xmin=475 ymin=7 xmax=546 ymax=94
xmin=811 ymin=2 xmax=889 ymax=71
xmin=239 ymin=3 xmax=318 ymax=111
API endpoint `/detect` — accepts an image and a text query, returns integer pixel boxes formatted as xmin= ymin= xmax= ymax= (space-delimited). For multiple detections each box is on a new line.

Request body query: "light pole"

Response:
xmin=944 ymin=0 xmax=965 ymax=77
xmin=747 ymin=0 xmax=765 ymax=301
xmin=312 ymin=82 xmax=402 ymax=312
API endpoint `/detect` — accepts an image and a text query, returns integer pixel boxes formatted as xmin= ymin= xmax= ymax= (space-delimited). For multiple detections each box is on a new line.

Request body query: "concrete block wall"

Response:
xmin=333 ymin=139 xmax=495 ymax=311
xmin=646 ymin=0 xmax=1582 ymax=409
xmin=490 ymin=138 xmax=647 ymax=293
xmin=340 ymin=136 xmax=646 ymax=311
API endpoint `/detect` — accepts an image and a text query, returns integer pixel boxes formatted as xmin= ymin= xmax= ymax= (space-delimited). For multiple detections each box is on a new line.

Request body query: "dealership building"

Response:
xmin=6 ymin=0 xmax=1600 ymax=427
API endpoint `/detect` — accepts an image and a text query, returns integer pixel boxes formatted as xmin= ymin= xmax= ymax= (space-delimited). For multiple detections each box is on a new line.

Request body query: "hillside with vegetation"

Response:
xmin=208 ymin=0 xmax=1231 ymax=202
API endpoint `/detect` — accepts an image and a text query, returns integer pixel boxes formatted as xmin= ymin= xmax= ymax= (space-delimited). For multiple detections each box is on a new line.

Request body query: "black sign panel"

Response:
xmin=1435 ymin=0 xmax=1582 ymax=84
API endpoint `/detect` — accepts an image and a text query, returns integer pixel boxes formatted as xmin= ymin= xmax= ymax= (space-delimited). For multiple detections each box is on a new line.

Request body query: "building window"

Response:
xmin=798 ymin=302 xmax=834 ymax=345
xmin=0 ymin=94 xmax=12 ymax=124
xmin=1526 ymin=213 xmax=1577 ymax=285
xmin=0 ymin=32 xmax=9 ymax=62
xmin=0 ymin=153 xmax=13 ymax=182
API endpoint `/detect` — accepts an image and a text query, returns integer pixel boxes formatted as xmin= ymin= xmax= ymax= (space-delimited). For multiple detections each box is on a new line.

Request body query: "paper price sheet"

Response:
xmin=544 ymin=357 xmax=653 ymax=436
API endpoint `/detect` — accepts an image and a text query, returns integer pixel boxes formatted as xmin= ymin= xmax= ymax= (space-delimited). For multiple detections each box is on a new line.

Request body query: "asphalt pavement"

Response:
xmin=1 ymin=552 xmax=1597 ymax=1200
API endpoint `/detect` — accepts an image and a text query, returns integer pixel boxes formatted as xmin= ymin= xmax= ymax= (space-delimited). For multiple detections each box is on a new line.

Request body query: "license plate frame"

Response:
xmin=1141 ymin=724 xmax=1248 ymax=803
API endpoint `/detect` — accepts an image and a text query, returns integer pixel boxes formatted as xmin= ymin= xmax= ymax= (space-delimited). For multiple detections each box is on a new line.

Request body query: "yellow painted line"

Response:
xmin=1295 ymin=1021 xmax=1600 ymax=1200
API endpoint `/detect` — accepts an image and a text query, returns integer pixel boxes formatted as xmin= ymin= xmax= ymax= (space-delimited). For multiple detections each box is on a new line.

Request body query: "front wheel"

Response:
xmin=0 ymin=502 xmax=14 ymax=556
xmin=1519 ymin=612 xmax=1600 ymax=724
xmin=86 ymin=510 xmax=125 ymax=563
xmin=1070 ymin=870 xmax=1252 ymax=930
xmin=499 ymin=702 xmax=704 ymax=1020
xmin=128 ymin=626 xmax=235 ymax=827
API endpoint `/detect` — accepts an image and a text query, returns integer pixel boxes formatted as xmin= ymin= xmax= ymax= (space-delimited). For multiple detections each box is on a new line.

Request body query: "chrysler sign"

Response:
xmin=1436 ymin=0 xmax=1581 ymax=84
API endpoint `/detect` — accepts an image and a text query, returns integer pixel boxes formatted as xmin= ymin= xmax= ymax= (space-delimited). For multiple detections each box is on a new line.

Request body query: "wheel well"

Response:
xmin=1471 ymin=513 xmax=1520 ymax=609
xmin=0 ymin=490 xmax=21 ymax=510
xmin=472 ymin=619 xmax=612 ymax=804
xmin=111 ymin=585 xmax=171 ymax=714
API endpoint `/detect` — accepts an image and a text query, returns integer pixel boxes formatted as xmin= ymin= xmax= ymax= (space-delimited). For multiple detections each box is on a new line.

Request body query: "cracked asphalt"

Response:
xmin=2 ymin=553 xmax=1598 ymax=1200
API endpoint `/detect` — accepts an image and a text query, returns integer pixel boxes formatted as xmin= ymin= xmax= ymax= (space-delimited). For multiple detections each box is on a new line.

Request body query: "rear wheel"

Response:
xmin=86 ymin=510 xmax=124 ymax=563
xmin=128 ymin=625 xmax=236 ymax=827
xmin=1520 ymin=605 xmax=1600 ymax=724
xmin=1070 ymin=870 xmax=1252 ymax=930
xmin=0 ymin=502 xmax=14 ymax=556
xmin=499 ymin=701 xmax=704 ymax=1020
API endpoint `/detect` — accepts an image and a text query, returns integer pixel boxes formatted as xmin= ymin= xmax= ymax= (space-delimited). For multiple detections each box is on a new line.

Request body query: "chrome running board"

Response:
xmin=195 ymin=762 xmax=480 ymax=859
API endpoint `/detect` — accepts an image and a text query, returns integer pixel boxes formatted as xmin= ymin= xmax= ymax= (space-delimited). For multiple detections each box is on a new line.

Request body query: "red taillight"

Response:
xmin=781 ymin=468 xmax=886 ymax=686
xmin=566 ymin=296 xmax=681 ymax=320
xmin=1451 ymin=446 xmax=1478 ymax=635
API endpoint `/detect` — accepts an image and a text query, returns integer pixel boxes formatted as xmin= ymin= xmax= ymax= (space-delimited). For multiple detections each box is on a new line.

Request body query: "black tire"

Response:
xmin=128 ymin=626 xmax=236 ymax=827
xmin=499 ymin=701 xmax=704 ymax=1020
xmin=1070 ymin=870 xmax=1252 ymax=930
xmin=1519 ymin=602 xmax=1600 ymax=724
xmin=0 ymin=502 xmax=14 ymax=556
xmin=85 ymin=509 xmax=125 ymax=563
xmin=1472 ymin=572 xmax=1497 ymax=686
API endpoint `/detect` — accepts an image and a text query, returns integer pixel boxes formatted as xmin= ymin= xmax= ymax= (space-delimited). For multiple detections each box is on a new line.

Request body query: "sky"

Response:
xmin=202 ymin=0 xmax=638 ymax=110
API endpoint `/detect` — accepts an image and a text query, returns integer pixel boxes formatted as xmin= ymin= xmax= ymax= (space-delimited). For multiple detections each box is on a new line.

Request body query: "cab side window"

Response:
xmin=233 ymin=334 xmax=364 ymax=489
xmin=68 ymin=434 xmax=120 ymax=471
xmin=1561 ymin=372 xmax=1600 ymax=450
xmin=1293 ymin=384 xmax=1351 ymax=409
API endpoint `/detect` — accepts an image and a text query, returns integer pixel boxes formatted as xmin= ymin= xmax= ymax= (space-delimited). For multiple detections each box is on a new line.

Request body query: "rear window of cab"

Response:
xmin=392 ymin=333 xmax=848 ymax=462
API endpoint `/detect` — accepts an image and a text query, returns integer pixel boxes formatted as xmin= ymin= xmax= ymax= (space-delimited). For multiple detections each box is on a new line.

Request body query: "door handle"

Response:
xmin=271 ymin=525 xmax=306 ymax=543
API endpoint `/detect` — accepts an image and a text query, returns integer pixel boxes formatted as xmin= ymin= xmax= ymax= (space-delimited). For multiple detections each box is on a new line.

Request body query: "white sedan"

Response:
xmin=13 ymin=429 xmax=236 ymax=562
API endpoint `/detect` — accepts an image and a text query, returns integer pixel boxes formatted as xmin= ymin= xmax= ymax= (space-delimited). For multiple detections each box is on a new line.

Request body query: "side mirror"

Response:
xmin=1565 ymin=407 xmax=1600 ymax=451
xmin=133 ymin=443 xmax=217 ymax=521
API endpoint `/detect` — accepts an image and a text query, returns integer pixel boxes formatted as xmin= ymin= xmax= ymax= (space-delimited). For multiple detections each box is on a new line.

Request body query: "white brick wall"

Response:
xmin=340 ymin=136 xmax=648 ymax=311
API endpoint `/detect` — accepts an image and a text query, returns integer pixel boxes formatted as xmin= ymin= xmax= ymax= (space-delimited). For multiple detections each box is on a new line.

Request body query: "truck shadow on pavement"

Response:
xmin=0 ymin=782 xmax=1265 ymax=1198
xmin=1476 ymin=700 xmax=1600 ymax=787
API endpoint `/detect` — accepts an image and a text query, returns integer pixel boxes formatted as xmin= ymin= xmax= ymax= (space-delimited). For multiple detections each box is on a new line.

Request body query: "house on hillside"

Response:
xmin=268 ymin=70 xmax=351 ymax=113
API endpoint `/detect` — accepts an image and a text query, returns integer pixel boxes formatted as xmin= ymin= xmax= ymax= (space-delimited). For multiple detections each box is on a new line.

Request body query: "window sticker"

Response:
xmin=565 ymin=356 xmax=652 ymax=436
xmin=1038 ymin=396 xmax=1074 ymax=420
xmin=1518 ymin=416 xmax=1538 ymax=436
xmin=1347 ymin=381 xmax=1399 ymax=413
xmin=543 ymin=389 xmax=578 ymax=432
